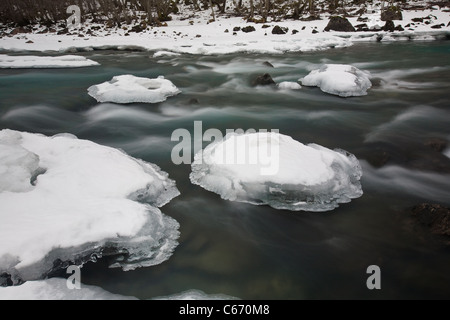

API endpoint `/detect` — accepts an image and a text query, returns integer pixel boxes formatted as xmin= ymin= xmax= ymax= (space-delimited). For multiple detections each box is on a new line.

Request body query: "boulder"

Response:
xmin=252 ymin=73 xmax=275 ymax=86
xmin=233 ymin=26 xmax=241 ymax=32
xmin=242 ymin=26 xmax=256 ymax=33
xmin=382 ymin=20 xmax=395 ymax=32
xmin=424 ymin=138 xmax=447 ymax=153
xmin=272 ymin=25 xmax=288 ymax=34
xmin=381 ymin=6 xmax=403 ymax=21
xmin=324 ymin=16 xmax=355 ymax=32
xmin=263 ymin=61 xmax=274 ymax=68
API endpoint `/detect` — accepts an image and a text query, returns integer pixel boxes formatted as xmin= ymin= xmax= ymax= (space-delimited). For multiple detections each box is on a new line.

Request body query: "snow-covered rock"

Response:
xmin=190 ymin=132 xmax=363 ymax=212
xmin=0 ymin=129 xmax=180 ymax=282
xmin=88 ymin=75 xmax=181 ymax=104
xmin=0 ymin=278 xmax=137 ymax=300
xmin=0 ymin=55 xmax=99 ymax=68
xmin=278 ymin=81 xmax=302 ymax=90
xmin=153 ymin=51 xmax=181 ymax=58
xmin=300 ymin=64 xmax=372 ymax=97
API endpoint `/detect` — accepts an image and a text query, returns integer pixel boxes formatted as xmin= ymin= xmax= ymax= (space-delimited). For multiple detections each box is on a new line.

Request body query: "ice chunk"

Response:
xmin=0 ymin=55 xmax=99 ymax=68
xmin=278 ymin=81 xmax=302 ymax=90
xmin=88 ymin=75 xmax=181 ymax=104
xmin=153 ymin=51 xmax=181 ymax=58
xmin=0 ymin=278 xmax=137 ymax=300
xmin=300 ymin=64 xmax=372 ymax=97
xmin=190 ymin=132 xmax=363 ymax=212
xmin=153 ymin=289 xmax=239 ymax=300
xmin=0 ymin=129 xmax=180 ymax=282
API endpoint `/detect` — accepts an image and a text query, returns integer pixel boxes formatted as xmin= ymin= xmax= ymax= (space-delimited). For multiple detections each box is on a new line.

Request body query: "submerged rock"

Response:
xmin=409 ymin=203 xmax=450 ymax=243
xmin=252 ymin=73 xmax=276 ymax=86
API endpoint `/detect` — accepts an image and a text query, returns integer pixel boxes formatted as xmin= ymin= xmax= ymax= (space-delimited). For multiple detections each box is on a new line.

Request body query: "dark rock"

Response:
xmin=425 ymin=138 xmax=447 ymax=153
xmin=410 ymin=203 xmax=450 ymax=240
xmin=405 ymin=23 xmax=411 ymax=27
xmin=78 ymin=34 xmax=85 ymax=37
xmin=0 ymin=273 xmax=13 ymax=287
xmin=324 ymin=16 xmax=355 ymax=32
xmin=412 ymin=17 xmax=424 ymax=23
xmin=224 ymin=29 xmax=229 ymax=33
xmin=188 ymin=98 xmax=199 ymax=105
xmin=130 ymin=23 xmax=146 ymax=33
xmin=301 ymin=15 xmax=321 ymax=21
xmin=312 ymin=29 xmax=319 ymax=34
xmin=233 ymin=26 xmax=241 ymax=32
xmin=26 ymin=40 xmax=34 ymax=43
xmin=381 ymin=6 xmax=403 ymax=21
xmin=382 ymin=20 xmax=395 ymax=32
xmin=10 ymin=27 xmax=30 ymax=35
xmin=252 ymin=73 xmax=276 ymax=86
xmin=292 ymin=29 xmax=299 ymax=34
xmin=233 ymin=32 xmax=237 ymax=36
xmin=448 ymin=21 xmax=450 ymax=27
xmin=355 ymin=23 xmax=369 ymax=31
xmin=395 ymin=24 xmax=404 ymax=31
xmin=272 ymin=25 xmax=288 ymax=34
xmin=196 ymin=34 xmax=201 ymax=38
xmin=242 ymin=26 xmax=256 ymax=33
xmin=261 ymin=24 xmax=271 ymax=29
xmin=425 ymin=20 xmax=431 ymax=25
xmin=57 ymin=28 xmax=69 ymax=35
xmin=431 ymin=23 xmax=445 ymax=29
xmin=302 ymin=26 xmax=306 ymax=30
xmin=263 ymin=61 xmax=274 ymax=68
xmin=357 ymin=16 xmax=369 ymax=22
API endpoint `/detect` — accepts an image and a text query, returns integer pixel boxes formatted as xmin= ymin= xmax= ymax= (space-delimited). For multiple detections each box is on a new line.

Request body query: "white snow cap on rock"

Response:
xmin=300 ymin=64 xmax=372 ymax=97
xmin=0 ymin=129 xmax=180 ymax=282
xmin=0 ymin=278 xmax=137 ymax=300
xmin=190 ymin=132 xmax=363 ymax=212
xmin=278 ymin=81 xmax=302 ymax=90
xmin=88 ymin=75 xmax=181 ymax=104
xmin=0 ymin=55 xmax=99 ymax=68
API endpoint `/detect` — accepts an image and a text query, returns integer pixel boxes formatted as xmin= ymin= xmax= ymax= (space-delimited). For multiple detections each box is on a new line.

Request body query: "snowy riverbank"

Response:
xmin=0 ymin=2 xmax=448 ymax=55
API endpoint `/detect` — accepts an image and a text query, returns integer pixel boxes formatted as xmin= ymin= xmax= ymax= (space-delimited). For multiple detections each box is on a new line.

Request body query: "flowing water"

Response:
xmin=1 ymin=41 xmax=450 ymax=299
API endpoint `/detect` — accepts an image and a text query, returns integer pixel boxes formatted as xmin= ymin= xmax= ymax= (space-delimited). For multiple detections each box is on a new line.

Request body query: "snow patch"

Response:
xmin=0 ymin=55 xmax=99 ymax=68
xmin=0 ymin=129 xmax=180 ymax=282
xmin=0 ymin=278 xmax=137 ymax=300
xmin=190 ymin=132 xmax=363 ymax=212
xmin=88 ymin=75 xmax=181 ymax=104
xmin=300 ymin=64 xmax=372 ymax=97
xmin=278 ymin=81 xmax=302 ymax=90
xmin=153 ymin=289 xmax=239 ymax=300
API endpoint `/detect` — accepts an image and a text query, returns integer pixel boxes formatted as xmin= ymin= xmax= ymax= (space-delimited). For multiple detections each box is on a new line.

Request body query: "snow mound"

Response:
xmin=153 ymin=289 xmax=239 ymax=300
xmin=88 ymin=75 xmax=181 ymax=104
xmin=300 ymin=64 xmax=372 ymax=97
xmin=278 ymin=81 xmax=302 ymax=90
xmin=153 ymin=51 xmax=181 ymax=58
xmin=0 ymin=129 xmax=180 ymax=282
xmin=0 ymin=278 xmax=137 ymax=300
xmin=0 ymin=55 xmax=99 ymax=68
xmin=190 ymin=132 xmax=363 ymax=212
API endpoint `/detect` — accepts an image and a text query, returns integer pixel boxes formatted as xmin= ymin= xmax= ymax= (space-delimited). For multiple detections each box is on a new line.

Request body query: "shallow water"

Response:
xmin=1 ymin=41 xmax=450 ymax=299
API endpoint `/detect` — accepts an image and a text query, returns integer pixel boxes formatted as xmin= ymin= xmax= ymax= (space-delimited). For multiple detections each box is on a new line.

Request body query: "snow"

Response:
xmin=88 ymin=75 xmax=181 ymax=104
xmin=190 ymin=132 xmax=363 ymax=212
xmin=0 ymin=278 xmax=137 ymax=300
xmin=278 ymin=81 xmax=302 ymax=90
xmin=153 ymin=289 xmax=239 ymax=300
xmin=0 ymin=55 xmax=99 ymax=68
xmin=0 ymin=4 xmax=449 ymax=55
xmin=300 ymin=64 xmax=372 ymax=97
xmin=153 ymin=51 xmax=181 ymax=57
xmin=0 ymin=129 xmax=180 ymax=282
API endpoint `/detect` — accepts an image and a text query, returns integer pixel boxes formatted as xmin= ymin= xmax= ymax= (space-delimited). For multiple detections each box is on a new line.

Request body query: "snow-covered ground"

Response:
xmin=0 ymin=55 xmax=99 ymax=68
xmin=0 ymin=2 xmax=448 ymax=54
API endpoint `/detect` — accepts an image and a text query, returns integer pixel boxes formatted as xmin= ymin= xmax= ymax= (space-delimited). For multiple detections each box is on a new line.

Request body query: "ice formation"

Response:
xmin=0 ymin=129 xmax=180 ymax=283
xmin=190 ymin=132 xmax=363 ymax=212
xmin=278 ymin=81 xmax=302 ymax=90
xmin=300 ymin=64 xmax=372 ymax=97
xmin=0 ymin=278 xmax=137 ymax=300
xmin=87 ymin=75 xmax=181 ymax=104
xmin=153 ymin=289 xmax=239 ymax=300
xmin=0 ymin=55 xmax=99 ymax=68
